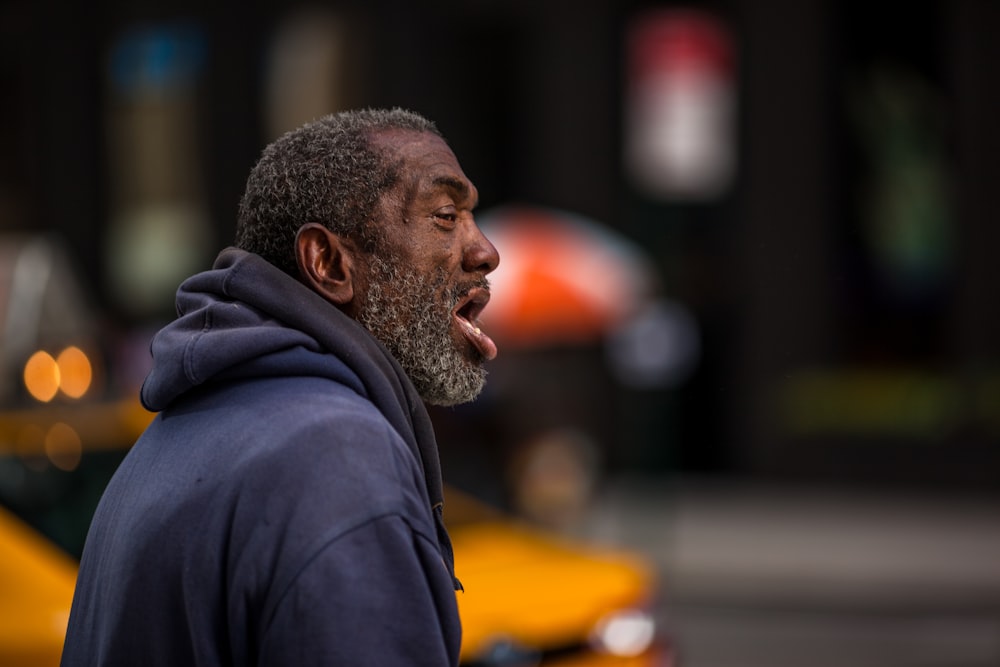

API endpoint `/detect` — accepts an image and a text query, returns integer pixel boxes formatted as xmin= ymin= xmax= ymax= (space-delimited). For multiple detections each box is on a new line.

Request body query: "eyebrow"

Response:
xmin=433 ymin=176 xmax=478 ymax=207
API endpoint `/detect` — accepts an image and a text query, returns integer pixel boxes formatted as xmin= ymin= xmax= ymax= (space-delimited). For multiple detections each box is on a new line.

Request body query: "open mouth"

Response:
xmin=453 ymin=287 xmax=498 ymax=361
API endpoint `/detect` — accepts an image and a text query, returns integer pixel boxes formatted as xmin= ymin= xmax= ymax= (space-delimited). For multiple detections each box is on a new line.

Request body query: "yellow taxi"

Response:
xmin=0 ymin=505 xmax=78 ymax=667
xmin=446 ymin=488 xmax=667 ymax=665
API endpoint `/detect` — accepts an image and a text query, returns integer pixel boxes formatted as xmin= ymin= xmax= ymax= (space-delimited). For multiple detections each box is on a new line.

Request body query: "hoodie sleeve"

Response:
xmin=258 ymin=513 xmax=462 ymax=667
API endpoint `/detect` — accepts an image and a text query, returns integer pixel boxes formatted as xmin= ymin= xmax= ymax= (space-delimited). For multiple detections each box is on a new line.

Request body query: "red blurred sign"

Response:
xmin=624 ymin=9 xmax=737 ymax=201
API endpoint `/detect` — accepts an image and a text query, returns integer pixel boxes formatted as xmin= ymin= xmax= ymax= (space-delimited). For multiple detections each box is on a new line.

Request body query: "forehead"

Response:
xmin=373 ymin=128 xmax=453 ymax=161
xmin=372 ymin=129 xmax=476 ymax=203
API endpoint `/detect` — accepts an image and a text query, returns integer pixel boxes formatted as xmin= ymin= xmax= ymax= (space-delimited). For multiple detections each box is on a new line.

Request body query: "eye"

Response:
xmin=433 ymin=207 xmax=458 ymax=229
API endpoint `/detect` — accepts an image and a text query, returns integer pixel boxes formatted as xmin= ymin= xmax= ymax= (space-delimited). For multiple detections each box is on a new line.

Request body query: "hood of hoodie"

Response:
xmin=140 ymin=247 xmax=460 ymax=587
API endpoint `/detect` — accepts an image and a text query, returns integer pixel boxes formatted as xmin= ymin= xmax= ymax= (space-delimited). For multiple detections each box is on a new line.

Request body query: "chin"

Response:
xmin=420 ymin=368 xmax=487 ymax=407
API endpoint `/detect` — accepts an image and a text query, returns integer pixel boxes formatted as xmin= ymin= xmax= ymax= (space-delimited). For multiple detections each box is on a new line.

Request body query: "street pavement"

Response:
xmin=575 ymin=475 xmax=1000 ymax=667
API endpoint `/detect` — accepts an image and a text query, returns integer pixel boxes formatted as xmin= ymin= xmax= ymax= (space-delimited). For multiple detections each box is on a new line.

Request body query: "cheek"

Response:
xmin=418 ymin=244 xmax=459 ymax=280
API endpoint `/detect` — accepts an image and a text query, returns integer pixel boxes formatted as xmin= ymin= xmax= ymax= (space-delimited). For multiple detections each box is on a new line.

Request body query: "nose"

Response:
xmin=463 ymin=221 xmax=500 ymax=274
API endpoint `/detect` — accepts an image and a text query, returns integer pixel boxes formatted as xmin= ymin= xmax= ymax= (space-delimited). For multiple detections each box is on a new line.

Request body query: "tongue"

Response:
xmin=460 ymin=318 xmax=498 ymax=361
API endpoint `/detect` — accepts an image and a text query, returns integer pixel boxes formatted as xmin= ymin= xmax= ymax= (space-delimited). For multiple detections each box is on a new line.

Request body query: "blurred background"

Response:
xmin=1 ymin=0 xmax=999 ymax=665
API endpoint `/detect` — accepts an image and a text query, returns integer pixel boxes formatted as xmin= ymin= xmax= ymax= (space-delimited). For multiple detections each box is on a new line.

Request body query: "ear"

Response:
xmin=295 ymin=223 xmax=357 ymax=310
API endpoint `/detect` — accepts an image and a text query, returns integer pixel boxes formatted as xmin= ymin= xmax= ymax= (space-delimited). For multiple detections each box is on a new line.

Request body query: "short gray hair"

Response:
xmin=235 ymin=108 xmax=441 ymax=276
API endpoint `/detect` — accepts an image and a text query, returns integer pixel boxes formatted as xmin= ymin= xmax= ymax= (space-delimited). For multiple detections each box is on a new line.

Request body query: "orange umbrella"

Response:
xmin=479 ymin=205 xmax=657 ymax=347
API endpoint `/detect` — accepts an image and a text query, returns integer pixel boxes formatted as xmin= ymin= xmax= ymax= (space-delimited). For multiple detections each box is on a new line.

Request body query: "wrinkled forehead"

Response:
xmin=372 ymin=129 xmax=476 ymax=202
xmin=371 ymin=128 xmax=457 ymax=168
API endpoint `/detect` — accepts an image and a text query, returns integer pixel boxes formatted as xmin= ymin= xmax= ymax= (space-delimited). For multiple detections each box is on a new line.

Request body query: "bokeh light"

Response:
xmin=44 ymin=422 xmax=83 ymax=472
xmin=56 ymin=346 xmax=93 ymax=399
xmin=24 ymin=351 xmax=60 ymax=403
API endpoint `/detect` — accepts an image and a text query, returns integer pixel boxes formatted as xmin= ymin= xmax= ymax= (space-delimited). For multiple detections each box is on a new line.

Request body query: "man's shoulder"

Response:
xmin=144 ymin=372 xmax=422 ymax=494
xmin=215 ymin=375 xmax=427 ymax=505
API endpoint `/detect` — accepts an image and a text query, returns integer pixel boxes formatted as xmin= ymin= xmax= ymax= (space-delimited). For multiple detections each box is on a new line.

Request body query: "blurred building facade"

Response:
xmin=2 ymin=0 xmax=999 ymax=494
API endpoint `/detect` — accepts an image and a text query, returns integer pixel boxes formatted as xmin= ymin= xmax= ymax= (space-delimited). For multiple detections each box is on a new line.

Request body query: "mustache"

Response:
xmin=449 ymin=277 xmax=491 ymax=304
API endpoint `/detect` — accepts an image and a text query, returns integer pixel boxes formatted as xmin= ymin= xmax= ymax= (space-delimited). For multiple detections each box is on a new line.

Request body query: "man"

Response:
xmin=61 ymin=108 xmax=500 ymax=666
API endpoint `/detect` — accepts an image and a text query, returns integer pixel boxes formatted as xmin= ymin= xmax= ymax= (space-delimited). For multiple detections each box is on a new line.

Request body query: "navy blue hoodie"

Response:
xmin=62 ymin=248 xmax=462 ymax=666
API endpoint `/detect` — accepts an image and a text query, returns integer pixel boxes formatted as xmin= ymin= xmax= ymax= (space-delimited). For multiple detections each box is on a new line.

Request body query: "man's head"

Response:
xmin=236 ymin=109 xmax=500 ymax=406
xmin=236 ymin=108 xmax=439 ymax=275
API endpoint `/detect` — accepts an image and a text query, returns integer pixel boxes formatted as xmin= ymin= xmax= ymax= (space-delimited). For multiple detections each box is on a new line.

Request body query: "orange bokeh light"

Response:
xmin=24 ymin=351 xmax=60 ymax=403
xmin=56 ymin=346 xmax=92 ymax=399
xmin=44 ymin=422 xmax=83 ymax=472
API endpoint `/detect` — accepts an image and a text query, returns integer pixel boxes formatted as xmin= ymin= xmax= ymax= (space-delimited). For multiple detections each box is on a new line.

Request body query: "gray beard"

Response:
xmin=356 ymin=254 xmax=487 ymax=406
